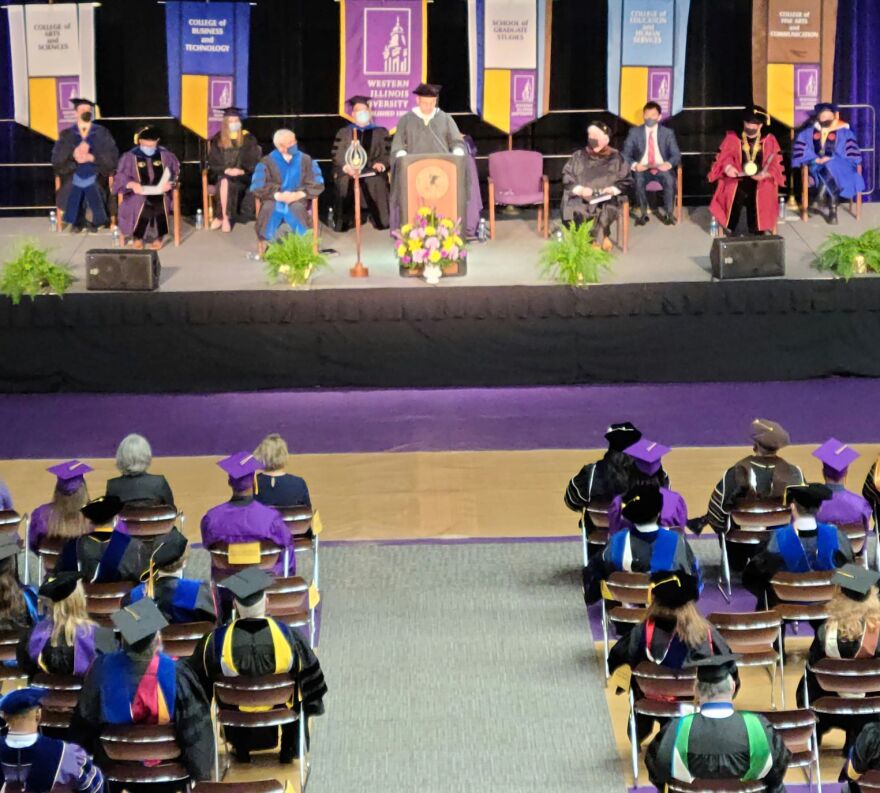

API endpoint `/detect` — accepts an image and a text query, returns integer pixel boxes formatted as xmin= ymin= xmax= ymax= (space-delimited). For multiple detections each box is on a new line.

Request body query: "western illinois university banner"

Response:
xmin=466 ymin=0 xmax=552 ymax=135
xmin=339 ymin=0 xmax=427 ymax=132
xmin=752 ymin=0 xmax=837 ymax=127
xmin=6 ymin=2 xmax=96 ymax=140
xmin=607 ymin=0 xmax=691 ymax=126
xmin=165 ymin=1 xmax=250 ymax=139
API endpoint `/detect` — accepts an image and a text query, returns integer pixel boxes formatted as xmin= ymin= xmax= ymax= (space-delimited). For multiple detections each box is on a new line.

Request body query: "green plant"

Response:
xmin=814 ymin=227 xmax=880 ymax=280
xmin=263 ymin=231 xmax=328 ymax=287
xmin=539 ymin=219 xmax=613 ymax=286
xmin=0 ymin=239 xmax=73 ymax=305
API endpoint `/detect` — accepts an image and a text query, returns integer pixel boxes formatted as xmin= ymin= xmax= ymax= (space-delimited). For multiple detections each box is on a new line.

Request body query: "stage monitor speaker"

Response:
xmin=85 ymin=249 xmax=160 ymax=291
xmin=710 ymin=235 xmax=785 ymax=280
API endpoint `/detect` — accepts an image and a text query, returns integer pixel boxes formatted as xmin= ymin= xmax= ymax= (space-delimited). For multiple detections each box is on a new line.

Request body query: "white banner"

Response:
xmin=23 ymin=4 xmax=81 ymax=77
xmin=483 ymin=0 xmax=537 ymax=70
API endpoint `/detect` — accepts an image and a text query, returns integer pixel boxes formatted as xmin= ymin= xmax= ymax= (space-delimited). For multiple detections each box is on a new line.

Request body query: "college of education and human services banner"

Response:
xmin=6 ymin=2 xmax=96 ymax=140
xmin=165 ymin=1 xmax=250 ymax=139
xmin=752 ymin=0 xmax=837 ymax=127
xmin=339 ymin=0 xmax=427 ymax=131
xmin=466 ymin=0 xmax=552 ymax=135
xmin=607 ymin=0 xmax=691 ymax=126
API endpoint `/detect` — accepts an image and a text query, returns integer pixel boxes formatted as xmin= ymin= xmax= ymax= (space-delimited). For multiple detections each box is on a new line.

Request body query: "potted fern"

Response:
xmin=539 ymin=219 xmax=613 ymax=286
xmin=814 ymin=228 xmax=880 ymax=280
xmin=263 ymin=231 xmax=328 ymax=287
xmin=0 ymin=239 xmax=73 ymax=305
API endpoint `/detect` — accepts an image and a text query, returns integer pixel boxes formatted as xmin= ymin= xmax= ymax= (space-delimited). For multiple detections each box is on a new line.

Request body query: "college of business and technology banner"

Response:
xmin=165 ymin=1 xmax=250 ymax=139
xmin=607 ymin=0 xmax=690 ymax=126
xmin=6 ymin=2 xmax=96 ymax=140
xmin=339 ymin=0 xmax=427 ymax=132
xmin=466 ymin=0 xmax=552 ymax=135
xmin=752 ymin=0 xmax=837 ymax=127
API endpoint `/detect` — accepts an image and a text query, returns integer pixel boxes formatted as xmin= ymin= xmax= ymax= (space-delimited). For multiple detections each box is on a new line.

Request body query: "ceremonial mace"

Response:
xmin=345 ymin=131 xmax=369 ymax=277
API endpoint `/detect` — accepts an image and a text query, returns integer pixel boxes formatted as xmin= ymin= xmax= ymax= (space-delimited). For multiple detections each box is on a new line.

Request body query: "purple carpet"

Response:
xmin=2 ymin=379 xmax=880 ymax=458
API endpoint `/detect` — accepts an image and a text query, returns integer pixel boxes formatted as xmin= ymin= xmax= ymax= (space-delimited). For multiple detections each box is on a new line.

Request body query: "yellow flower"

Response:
xmin=396 ymin=244 xmax=407 ymax=257
xmin=418 ymin=207 xmax=432 ymax=217
xmin=425 ymin=226 xmax=436 ymax=236
xmin=453 ymin=235 xmax=463 ymax=246
xmin=428 ymin=249 xmax=442 ymax=263
xmin=442 ymin=238 xmax=455 ymax=251
xmin=401 ymin=223 xmax=412 ymax=234
xmin=440 ymin=218 xmax=454 ymax=229
xmin=408 ymin=238 xmax=422 ymax=252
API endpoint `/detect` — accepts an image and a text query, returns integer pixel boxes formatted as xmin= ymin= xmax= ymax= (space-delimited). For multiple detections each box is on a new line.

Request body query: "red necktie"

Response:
xmin=647 ymin=130 xmax=657 ymax=168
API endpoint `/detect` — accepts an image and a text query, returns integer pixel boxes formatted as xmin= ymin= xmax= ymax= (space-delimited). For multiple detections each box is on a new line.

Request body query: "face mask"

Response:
xmin=644 ymin=118 xmax=659 ymax=127
xmin=587 ymin=138 xmax=601 ymax=150
xmin=744 ymin=126 xmax=760 ymax=139
xmin=355 ymin=110 xmax=371 ymax=126
xmin=139 ymin=145 xmax=157 ymax=156
xmin=819 ymin=118 xmax=834 ymax=128
xmin=228 ymin=121 xmax=242 ymax=133
xmin=79 ymin=111 xmax=92 ymax=122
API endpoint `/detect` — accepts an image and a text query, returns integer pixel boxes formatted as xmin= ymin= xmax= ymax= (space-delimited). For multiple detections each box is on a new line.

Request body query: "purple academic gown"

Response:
xmin=607 ymin=487 xmax=689 ymax=534
xmin=200 ymin=497 xmax=293 ymax=575
xmin=28 ymin=503 xmax=52 ymax=553
xmin=112 ymin=147 xmax=180 ymax=240
xmin=0 ymin=479 xmax=12 ymax=511
xmin=817 ymin=484 xmax=873 ymax=533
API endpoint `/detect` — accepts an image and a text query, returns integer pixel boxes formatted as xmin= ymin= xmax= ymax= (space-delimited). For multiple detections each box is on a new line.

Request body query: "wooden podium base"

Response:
xmin=350 ymin=262 xmax=369 ymax=278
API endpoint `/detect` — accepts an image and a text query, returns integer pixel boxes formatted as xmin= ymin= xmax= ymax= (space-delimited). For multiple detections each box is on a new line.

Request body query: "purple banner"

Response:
xmin=647 ymin=67 xmax=673 ymax=116
xmin=794 ymin=64 xmax=820 ymax=127
xmin=56 ymin=77 xmax=80 ymax=137
xmin=208 ymin=76 xmax=234 ymax=138
xmin=341 ymin=0 xmax=426 ymax=131
xmin=510 ymin=70 xmax=537 ymax=130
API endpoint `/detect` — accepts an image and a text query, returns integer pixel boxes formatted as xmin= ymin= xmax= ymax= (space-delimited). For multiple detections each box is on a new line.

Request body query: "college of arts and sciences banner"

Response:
xmin=6 ymin=2 xmax=96 ymax=140
xmin=339 ymin=0 xmax=427 ymax=132
xmin=752 ymin=0 xmax=837 ymax=127
xmin=466 ymin=0 xmax=552 ymax=135
xmin=607 ymin=0 xmax=691 ymax=126
xmin=165 ymin=1 xmax=250 ymax=139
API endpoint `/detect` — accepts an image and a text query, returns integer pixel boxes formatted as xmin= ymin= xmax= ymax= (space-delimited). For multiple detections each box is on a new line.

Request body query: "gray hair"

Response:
xmin=696 ymin=674 xmax=735 ymax=703
xmin=273 ymin=128 xmax=296 ymax=148
xmin=115 ymin=433 xmax=152 ymax=475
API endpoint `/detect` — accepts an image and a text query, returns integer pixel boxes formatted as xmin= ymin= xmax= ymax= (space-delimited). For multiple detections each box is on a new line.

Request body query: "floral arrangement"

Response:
xmin=393 ymin=207 xmax=467 ymax=272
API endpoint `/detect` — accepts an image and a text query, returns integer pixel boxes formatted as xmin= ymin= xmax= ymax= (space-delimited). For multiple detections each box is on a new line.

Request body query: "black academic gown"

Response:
xmin=122 ymin=576 xmax=217 ymax=625
xmin=844 ymin=721 xmax=880 ymax=793
xmin=561 ymin=147 xmax=633 ymax=236
xmin=331 ymin=124 xmax=391 ymax=230
xmin=863 ymin=462 xmax=880 ymax=529
xmin=207 ymin=131 xmax=262 ymax=222
xmin=56 ymin=527 xmax=147 ymax=584
xmin=51 ymin=124 xmax=119 ymax=228
xmin=16 ymin=622 xmax=117 ymax=678
xmin=106 ymin=472 xmax=175 ymax=508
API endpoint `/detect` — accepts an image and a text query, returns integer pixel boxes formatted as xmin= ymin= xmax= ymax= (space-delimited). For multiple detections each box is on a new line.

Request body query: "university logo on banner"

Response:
xmin=165 ymin=1 xmax=250 ymax=139
xmin=339 ymin=0 xmax=427 ymax=132
xmin=466 ymin=0 xmax=552 ymax=135
xmin=752 ymin=0 xmax=837 ymax=127
xmin=607 ymin=0 xmax=691 ymax=126
xmin=6 ymin=2 xmax=96 ymax=140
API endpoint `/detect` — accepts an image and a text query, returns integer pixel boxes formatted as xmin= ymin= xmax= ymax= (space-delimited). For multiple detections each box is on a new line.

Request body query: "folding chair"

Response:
xmin=35 ymin=536 xmax=67 ymax=585
xmin=117 ymin=185 xmax=182 ymax=247
xmin=100 ymin=723 xmax=189 ymax=786
xmin=581 ymin=501 xmax=611 ymax=567
xmin=768 ymin=571 xmax=834 ymax=637
xmin=667 ymin=781 xmax=767 ymax=793
xmin=276 ymin=506 xmax=320 ymax=589
xmin=800 ymin=162 xmax=863 ymax=222
xmin=32 ymin=672 xmax=84 ymax=731
xmin=805 ymin=657 xmax=880 ymax=749
xmin=160 ymin=621 xmax=215 ymax=659
xmin=641 ymin=165 xmax=684 ymax=224
xmin=836 ymin=520 xmax=870 ymax=568
xmin=486 ymin=150 xmax=550 ymax=240
xmin=266 ymin=575 xmax=313 ymax=646
xmin=756 ymin=708 xmax=821 ymax=793
xmin=54 ymin=174 xmax=117 ymax=230
xmin=119 ymin=504 xmax=181 ymax=557
xmin=194 ymin=782 xmax=284 ymax=793
xmin=0 ymin=628 xmax=28 ymax=685
xmin=83 ymin=581 xmax=136 ymax=628
xmin=208 ymin=540 xmax=287 ymax=580
xmin=709 ymin=609 xmax=785 ymax=708
xmin=856 ymin=770 xmax=880 ymax=792
xmin=600 ymin=571 xmax=651 ymax=679
xmin=0 ymin=509 xmax=29 ymax=585
xmin=613 ymin=197 xmax=630 ymax=253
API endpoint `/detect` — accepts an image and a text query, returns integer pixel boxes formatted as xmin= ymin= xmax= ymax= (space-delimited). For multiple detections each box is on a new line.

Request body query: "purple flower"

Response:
xmin=402 ymin=256 xmax=411 ymax=264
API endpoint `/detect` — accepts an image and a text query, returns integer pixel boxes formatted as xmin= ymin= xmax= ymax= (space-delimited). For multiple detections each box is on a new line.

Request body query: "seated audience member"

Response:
xmin=113 ymin=126 xmax=180 ymax=249
xmin=187 ymin=568 xmax=327 ymax=763
xmin=0 ymin=687 xmax=104 ymax=793
xmin=792 ymin=102 xmax=865 ymax=225
xmin=105 ymin=433 xmax=175 ymax=507
xmin=844 ymin=721 xmax=880 ymax=793
xmin=583 ymin=485 xmax=701 ymax=604
xmin=124 ymin=528 xmax=217 ymax=624
xmin=253 ymin=433 xmax=311 ymax=508
xmin=813 ymin=439 xmax=872 ymax=534
xmin=561 ymin=121 xmax=633 ymax=250
xmin=200 ymin=453 xmax=292 ymax=577
xmin=622 ymin=101 xmax=682 ymax=226
xmin=0 ymin=534 xmax=39 ymax=630
xmin=607 ymin=438 xmax=687 ymax=533
xmin=70 ymin=598 xmax=214 ymax=783
xmin=798 ymin=564 xmax=880 ymax=749
xmin=29 ymin=461 xmax=92 ymax=553
xmin=0 ymin=476 xmax=12 ymax=510
xmin=864 ymin=455 xmax=880 ymax=528
xmin=646 ymin=654 xmax=790 ymax=793
xmin=742 ymin=484 xmax=854 ymax=607
xmin=56 ymin=496 xmax=147 ymax=584
xmin=18 ymin=571 xmax=115 ymax=677
xmin=208 ymin=106 xmax=262 ymax=232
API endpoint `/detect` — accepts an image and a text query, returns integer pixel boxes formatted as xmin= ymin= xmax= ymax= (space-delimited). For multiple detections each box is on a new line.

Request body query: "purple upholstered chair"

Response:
xmin=487 ymin=150 xmax=549 ymax=240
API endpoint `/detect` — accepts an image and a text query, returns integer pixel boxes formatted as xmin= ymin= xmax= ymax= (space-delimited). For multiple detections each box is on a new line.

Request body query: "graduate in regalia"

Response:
xmin=844 ymin=721 xmax=880 ymax=793
xmin=331 ymin=96 xmax=391 ymax=231
xmin=187 ymin=568 xmax=326 ymax=764
xmin=708 ymin=106 xmax=785 ymax=235
xmin=646 ymin=654 xmax=791 ymax=793
xmin=207 ymin=107 xmax=262 ymax=232
xmin=70 ymin=598 xmax=214 ymax=784
xmin=113 ymin=126 xmax=180 ymax=250
xmin=813 ymin=439 xmax=873 ymax=535
xmin=0 ymin=534 xmax=40 ymax=631
xmin=56 ymin=496 xmax=148 ymax=584
xmin=51 ymin=98 xmax=118 ymax=233
xmin=793 ymin=102 xmax=865 ymax=225
xmin=0 ymin=687 xmax=104 ymax=793
xmin=28 ymin=461 xmax=92 ymax=554
xmin=583 ymin=485 xmax=701 ymax=605
xmin=864 ymin=456 xmax=880 ymax=534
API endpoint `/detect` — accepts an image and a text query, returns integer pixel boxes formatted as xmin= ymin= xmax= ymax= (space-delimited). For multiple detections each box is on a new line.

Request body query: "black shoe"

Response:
xmin=279 ymin=746 xmax=298 ymax=764
xmin=233 ymin=747 xmax=251 ymax=764
xmin=660 ymin=213 xmax=676 ymax=226
xmin=634 ymin=214 xmax=650 ymax=227
xmin=828 ymin=202 xmax=839 ymax=225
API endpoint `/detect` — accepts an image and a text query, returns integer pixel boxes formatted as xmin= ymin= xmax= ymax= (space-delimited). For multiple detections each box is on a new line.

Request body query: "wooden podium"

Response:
xmin=396 ymin=153 xmax=468 ymax=228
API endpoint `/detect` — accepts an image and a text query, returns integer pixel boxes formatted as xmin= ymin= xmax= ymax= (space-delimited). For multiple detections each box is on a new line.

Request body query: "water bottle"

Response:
xmin=778 ymin=195 xmax=786 ymax=221
xmin=111 ymin=227 xmax=120 ymax=248
xmin=49 ymin=210 xmax=57 ymax=232
xmin=555 ymin=227 xmax=563 ymax=242
xmin=195 ymin=209 xmax=204 ymax=230
xmin=327 ymin=206 xmax=335 ymax=230
xmin=709 ymin=216 xmax=719 ymax=238
xmin=477 ymin=217 xmax=488 ymax=242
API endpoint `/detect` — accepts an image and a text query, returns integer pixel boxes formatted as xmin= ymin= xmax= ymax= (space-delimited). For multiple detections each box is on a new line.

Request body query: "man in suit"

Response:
xmin=622 ymin=102 xmax=681 ymax=226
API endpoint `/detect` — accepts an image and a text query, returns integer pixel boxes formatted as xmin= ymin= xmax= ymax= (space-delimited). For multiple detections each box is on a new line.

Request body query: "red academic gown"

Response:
xmin=708 ymin=132 xmax=785 ymax=232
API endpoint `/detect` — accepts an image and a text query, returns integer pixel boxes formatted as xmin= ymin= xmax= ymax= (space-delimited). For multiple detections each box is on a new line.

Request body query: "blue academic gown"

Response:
xmin=793 ymin=123 xmax=865 ymax=199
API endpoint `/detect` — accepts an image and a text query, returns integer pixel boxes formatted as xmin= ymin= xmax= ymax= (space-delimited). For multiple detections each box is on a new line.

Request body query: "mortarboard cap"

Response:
xmin=413 ymin=83 xmax=441 ymax=97
xmin=750 ymin=418 xmax=790 ymax=452
xmin=221 ymin=106 xmax=245 ymax=118
xmin=743 ymin=105 xmax=770 ymax=125
xmin=69 ymin=97 xmax=95 ymax=108
xmin=605 ymin=422 xmax=642 ymax=452
xmin=621 ymin=484 xmax=663 ymax=525
xmin=112 ymin=597 xmax=168 ymax=646
xmin=814 ymin=102 xmax=838 ymax=115
xmin=81 ymin=495 xmax=123 ymax=527
xmin=784 ymin=483 xmax=833 ymax=511
xmin=220 ymin=567 xmax=273 ymax=607
xmin=685 ymin=653 xmax=740 ymax=683
xmin=135 ymin=125 xmax=161 ymax=142
xmin=625 ymin=438 xmax=670 ymax=476
xmin=0 ymin=533 xmax=20 ymax=563
xmin=650 ymin=571 xmax=700 ymax=609
xmin=832 ymin=563 xmax=880 ymax=602
xmin=150 ymin=528 xmax=188 ymax=570
xmin=218 ymin=452 xmax=263 ymax=491
xmin=47 ymin=460 xmax=92 ymax=495
xmin=0 ymin=687 xmax=47 ymax=716
xmin=813 ymin=438 xmax=860 ymax=477
xmin=39 ymin=571 xmax=82 ymax=603
xmin=588 ymin=120 xmax=612 ymax=137
xmin=346 ymin=95 xmax=371 ymax=107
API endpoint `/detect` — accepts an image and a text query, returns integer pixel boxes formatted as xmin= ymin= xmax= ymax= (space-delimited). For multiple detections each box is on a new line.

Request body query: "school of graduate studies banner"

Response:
xmin=339 ymin=0 xmax=427 ymax=132
xmin=607 ymin=0 xmax=690 ymax=126
xmin=466 ymin=0 xmax=552 ymax=135
xmin=752 ymin=0 xmax=837 ymax=127
xmin=165 ymin=1 xmax=250 ymax=139
xmin=6 ymin=2 xmax=96 ymax=140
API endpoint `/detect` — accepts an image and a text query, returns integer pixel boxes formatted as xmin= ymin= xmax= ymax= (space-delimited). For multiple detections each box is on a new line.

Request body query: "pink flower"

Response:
xmin=412 ymin=248 xmax=426 ymax=264
xmin=409 ymin=230 xmax=420 ymax=240
xmin=425 ymin=237 xmax=440 ymax=250
xmin=402 ymin=256 xmax=411 ymax=264
xmin=440 ymin=250 xmax=448 ymax=258
xmin=448 ymin=245 xmax=459 ymax=258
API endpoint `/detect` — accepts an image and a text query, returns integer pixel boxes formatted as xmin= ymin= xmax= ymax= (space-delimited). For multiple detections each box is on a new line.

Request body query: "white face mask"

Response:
xmin=228 ymin=121 xmax=242 ymax=133
xmin=355 ymin=110 xmax=371 ymax=126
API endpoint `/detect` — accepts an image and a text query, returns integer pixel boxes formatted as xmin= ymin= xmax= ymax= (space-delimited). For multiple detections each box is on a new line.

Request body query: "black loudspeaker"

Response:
xmin=85 ymin=249 xmax=161 ymax=291
xmin=710 ymin=235 xmax=785 ymax=280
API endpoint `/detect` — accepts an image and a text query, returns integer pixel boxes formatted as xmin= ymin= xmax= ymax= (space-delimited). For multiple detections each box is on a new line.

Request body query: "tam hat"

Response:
xmin=135 ymin=126 xmax=161 ymax=143
xmin=743 ymin=105 xmax=770 ymax=125
xmin=784 ymin=483 xmax=833 ymax=511
xmin=832 ymin=563 xmax=880 ymax=602
xmin=112 ymin=597 xmax=168 ymax=646
xmin=69 ymin=97 xmax=95 ymax=108
xmin=150 ymin=528 xmax=188 ymax=570
xmin=221 ymin=106 xmax=246 ymax=118
xmin=588 ymin=120 xmax=612 ymax=137
xmin=625 ymin=438 xmax=670 ymax=476
xmin=650 ymin=571 xmax=699 ymax=609
xmin=814 ymin=102 xmax=838 ymax=115
xmin=685 ymin=653 xmax=740 ymax=683
xmin=218 ymin=452 xmax=263 ymax=491
xmin=0 ymin=688 xmax=47 ymax=716
xmin=605 ymin=422 xmax=642 ymax=452
xmin=346 ymin=95 xmax=371 ymax=107
xmin=47 ymin=460 xmax=92 ymax=496
xmin=413 ymin=83 xmax=441 ymax=97
xmin=220 ymin=567 xmax=273 ymax=607
xmin=813 ymin=438 xmax=859 ymax=477
xmin=39 ymin=571 xmax=82 ymax=603
xmin=621 ymin=485 xmax=663 ymax=525
xmin=81 ymin=495 xmax=123 ymax=527
xmin=750 ymin=418 xmax=790 ymax=452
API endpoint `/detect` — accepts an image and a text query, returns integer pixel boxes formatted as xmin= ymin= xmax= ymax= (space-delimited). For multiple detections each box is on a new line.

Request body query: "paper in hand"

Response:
xmin=140 ymin=167 xmax=172 ymax=196
xmin=589 ymin=193 xmax=614 ymax=205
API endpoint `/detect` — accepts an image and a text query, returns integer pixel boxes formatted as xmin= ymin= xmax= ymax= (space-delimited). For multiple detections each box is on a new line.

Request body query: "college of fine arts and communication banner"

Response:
xmin=339 ymin=0 xmax=427 ymax=131
xmin=752 ymin=0 xmax=837 ymax=127
xmin=6 ymin=2 xmax=96 ymax=140
xmin=466 ymin=0 xmax=552 ymax=135
xmin=607 ymin=0 xmax=690 ymax=126
xmin=165 ymin=1 xmax=250 ymax=139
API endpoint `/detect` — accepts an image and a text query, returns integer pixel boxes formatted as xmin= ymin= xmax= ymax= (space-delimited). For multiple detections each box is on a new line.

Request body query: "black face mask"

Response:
xmin=744 ymin=126 xmax=760 ymax=139
xmin=819 ymin=118 xmax=834 ymax=128
xmin=587 ymin=138 xmax=601 ymax=150
xmin=79 ymin=111 xmax=92 ymax=122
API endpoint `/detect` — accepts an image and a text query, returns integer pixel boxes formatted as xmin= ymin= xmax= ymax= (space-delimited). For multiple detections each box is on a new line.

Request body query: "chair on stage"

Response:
xmin=487 ymin=151 xmax=550 ymax=240
xmin=253 ymin=197 xmax=320 ymax=256
xmin=599 ymin=572 xmax=651 ymax=679
xmin=641 ymin=165 xmax=684 ymax=224
xmin=800 ymin=162 xmax=863 ymax=222
xmin=116 ymin=181 xmax=181 ymax=247
xmin=100 ymin=723 xmax=189 ymax=787
xmin=580 ymin=501 xmax=612 ymax=565
xmin=756 ymin=708 xmax=821 ymax=790
xmin=54 ymin=175 xmax=117 ymax=231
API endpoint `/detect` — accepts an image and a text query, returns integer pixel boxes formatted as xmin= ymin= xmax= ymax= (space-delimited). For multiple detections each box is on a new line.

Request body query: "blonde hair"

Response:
xmin=254 ymin=433 xmax=289 ymax=472
xmin=219 ymin=114 xmax=242 ymax=151
xmin=826 ymin=585 xmax=880 ymax=643
xmin=647 ymin=600 xmax=711 ymax=649
xmin=49 ymin=583 xmax=96 ymax=646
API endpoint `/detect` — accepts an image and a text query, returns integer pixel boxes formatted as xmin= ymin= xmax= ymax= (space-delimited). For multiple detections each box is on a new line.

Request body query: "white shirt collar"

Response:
xmin=413 ymin=106 xmax=439 ymax=122
xmin=6 ymin=732 xmax=38 ymax=748
xmin=699 ymin=702 xmax=736 ymax=719
xmin=794 ymin=516 xmax=818 ymax=532
xmin=633 ymin=523 xmax=660 ymax=534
